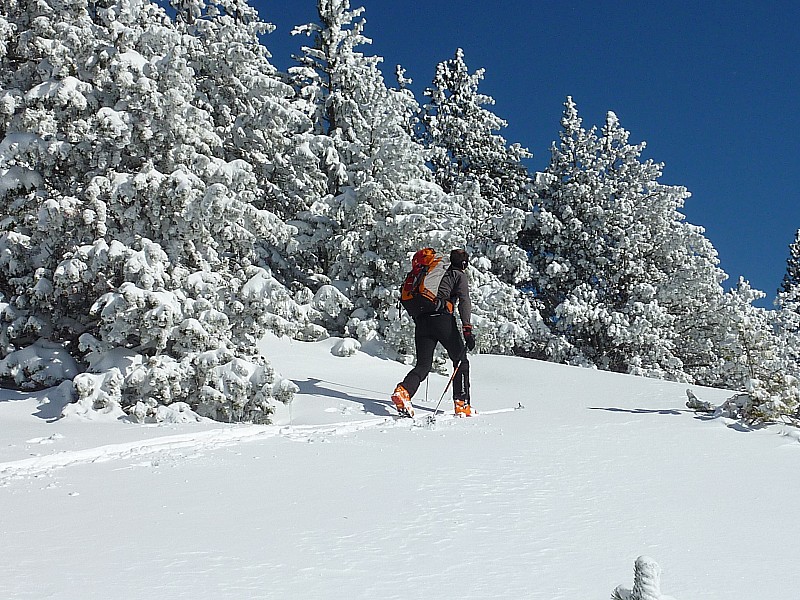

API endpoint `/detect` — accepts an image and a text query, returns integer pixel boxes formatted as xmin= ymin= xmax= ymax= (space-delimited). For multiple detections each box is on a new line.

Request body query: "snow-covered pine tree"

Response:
xmin=0 ymin=0 xmax=313 ymax=422
xmin=711 ymin=278 xmax=800 ymax=423
xmin=776 ymin=229 xmax=800 ymax=332
xmin=524 ymin=98 xmax=725 ymax=379
xmin=421 ymin=48 xmax=533 ymax=286
xmin=780 ymin=229 xmax=800 ymax=298
xmin=0 ymin=0 xmax=110 ymax=358
xmin=773 ymin=230 xmax=800 ymax=389
xmin=289 ymin=0 xmax=444 ymax=337
xmin=287 ymin=1 xmax=551 ymax=358
xmin=655 ymin=219 xmax=728 ymax=382
xmin=599 ymin=112 xmax=728 ymax=381
xmin=288 ymin=0 xmax=435 ymax=323
xmin=171 ymin=0 xmax=330 ymax=225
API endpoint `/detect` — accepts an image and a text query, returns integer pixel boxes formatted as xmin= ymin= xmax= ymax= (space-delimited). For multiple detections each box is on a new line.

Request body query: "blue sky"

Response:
xmin=256 ymin=0 xmax=800 ymax=306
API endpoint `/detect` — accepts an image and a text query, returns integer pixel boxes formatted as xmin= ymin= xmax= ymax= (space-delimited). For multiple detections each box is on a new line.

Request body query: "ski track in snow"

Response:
xmin=0 ymin=409 xmax=518 ymax=481
xmin=0 ymin=418 xmax=385 ymax=481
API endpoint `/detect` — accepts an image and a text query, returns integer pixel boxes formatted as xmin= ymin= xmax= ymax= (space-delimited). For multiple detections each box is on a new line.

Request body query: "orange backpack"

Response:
xmin=400 ymin=248 xmax=449 ymax=317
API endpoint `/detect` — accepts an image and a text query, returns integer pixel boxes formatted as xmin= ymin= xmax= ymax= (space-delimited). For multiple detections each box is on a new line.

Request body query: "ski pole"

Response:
xmin=430 ymin=346 xmax=469 ymax=418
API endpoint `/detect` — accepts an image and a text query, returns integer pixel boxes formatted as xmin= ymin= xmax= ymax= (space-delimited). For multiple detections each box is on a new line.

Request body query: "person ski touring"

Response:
xmin=392 ymin=248 xmax=476 ymax=417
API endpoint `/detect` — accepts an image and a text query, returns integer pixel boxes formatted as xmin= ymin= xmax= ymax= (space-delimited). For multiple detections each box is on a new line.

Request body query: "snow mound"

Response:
xmin=331 ymin=337 xmax=361 ymax=357
xmin=0 ymin=339 xmax=79 ymax=389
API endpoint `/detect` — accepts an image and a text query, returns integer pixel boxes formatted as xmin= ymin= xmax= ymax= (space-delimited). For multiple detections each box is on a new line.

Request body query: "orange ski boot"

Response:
xmin=391 ymin=385 xmax=414 ymax=418
xmin=454 ymin=399 xmax=472 ymax=417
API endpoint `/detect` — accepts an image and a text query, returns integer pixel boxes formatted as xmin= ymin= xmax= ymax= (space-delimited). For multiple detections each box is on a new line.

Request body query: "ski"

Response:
xmin=390 ymin=402 xmax=525 ymax=425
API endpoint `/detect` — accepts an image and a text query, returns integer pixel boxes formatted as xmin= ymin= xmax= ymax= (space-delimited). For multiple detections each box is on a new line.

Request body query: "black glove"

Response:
xmin=463 ymin=324 xmax=476 ymax=351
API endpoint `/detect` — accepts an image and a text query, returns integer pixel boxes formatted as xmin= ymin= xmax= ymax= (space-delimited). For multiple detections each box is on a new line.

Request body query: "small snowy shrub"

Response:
xmin=685 ymin=389 xmax=715 ymax=413
xmin=331 ymin=337 xmax=361 ymax=357
xmin=311 ymin=284 xmax=353 ymax=332
xmin=612 ymin=555 xmax=671 ymax=600
xmin=67 ymin=369 xmax=127 ymax=420
xmin=0 ymin=339 xmax=79 ymax=389
xmin=742 ymin=373 xmax=800 ymax=423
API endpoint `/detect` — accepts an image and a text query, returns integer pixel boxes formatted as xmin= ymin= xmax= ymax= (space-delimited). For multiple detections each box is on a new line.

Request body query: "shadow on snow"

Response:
xmin=587 ymin=406 xmax=687 ymax=416
xmin=294 ymin=377 xmax=395 ymax=416
xmin=0 ymin=386 xmax=72 ymax=422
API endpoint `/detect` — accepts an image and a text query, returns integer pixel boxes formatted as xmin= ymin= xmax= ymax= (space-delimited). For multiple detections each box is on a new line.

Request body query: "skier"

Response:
xmin=392 ymin=248 xmax=476 ymax=417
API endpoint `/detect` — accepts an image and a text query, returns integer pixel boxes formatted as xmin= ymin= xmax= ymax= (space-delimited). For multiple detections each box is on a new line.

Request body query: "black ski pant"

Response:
xmin=398 ymin=313 xmax=470 ymax=402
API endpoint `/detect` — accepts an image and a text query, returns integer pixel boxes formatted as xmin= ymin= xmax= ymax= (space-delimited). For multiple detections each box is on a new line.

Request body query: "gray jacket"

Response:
xmin=437 ymin=267 xmax=472 ymax=326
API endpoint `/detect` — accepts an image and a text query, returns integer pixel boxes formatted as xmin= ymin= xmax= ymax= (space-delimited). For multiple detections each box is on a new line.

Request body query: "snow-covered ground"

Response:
xmin=2 ymin=333 xmax=798 ymax=599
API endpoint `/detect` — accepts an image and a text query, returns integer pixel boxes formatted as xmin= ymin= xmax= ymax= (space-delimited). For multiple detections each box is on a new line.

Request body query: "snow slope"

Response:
xmin=2 ymin=334 xmax=799 ymax=600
